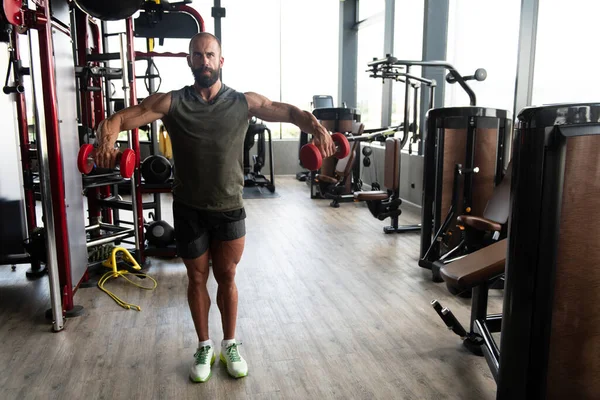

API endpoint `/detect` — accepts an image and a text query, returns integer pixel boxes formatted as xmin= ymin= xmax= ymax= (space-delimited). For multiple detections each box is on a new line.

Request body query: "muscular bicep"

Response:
xmin=245 ymin=92 xmax=294 ymax=123
xmin=111 ymin=92 xmax=172 ymax=131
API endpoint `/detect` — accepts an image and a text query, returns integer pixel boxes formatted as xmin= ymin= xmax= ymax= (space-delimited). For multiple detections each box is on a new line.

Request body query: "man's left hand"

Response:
xmin=312 ymin=125 xmax=336 ymax=158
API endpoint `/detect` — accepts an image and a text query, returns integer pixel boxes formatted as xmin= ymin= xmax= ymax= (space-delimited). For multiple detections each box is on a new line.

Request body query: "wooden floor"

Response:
xmin=0 ymin=176 xmax=501 ymax=400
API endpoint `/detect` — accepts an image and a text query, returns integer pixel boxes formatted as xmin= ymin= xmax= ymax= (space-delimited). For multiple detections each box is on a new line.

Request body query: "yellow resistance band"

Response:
xmin=98 ymin=247 xmax=157 ymax=311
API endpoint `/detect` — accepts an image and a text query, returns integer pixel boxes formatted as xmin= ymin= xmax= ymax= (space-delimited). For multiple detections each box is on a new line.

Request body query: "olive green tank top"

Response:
xmin=162 ymin=84 xmax=249 ymax=211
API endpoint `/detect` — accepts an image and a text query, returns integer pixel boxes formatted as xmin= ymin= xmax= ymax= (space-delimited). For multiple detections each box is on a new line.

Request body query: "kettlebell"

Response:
xmin=141 ymin=155 xmax=172 ymax=184
xmin=146 ymin=220 xmax=175 ymax=247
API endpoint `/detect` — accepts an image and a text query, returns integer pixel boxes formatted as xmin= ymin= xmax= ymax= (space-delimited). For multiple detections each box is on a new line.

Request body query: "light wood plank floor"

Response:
xmin=0 ymin=176 xmax=501 ymax=400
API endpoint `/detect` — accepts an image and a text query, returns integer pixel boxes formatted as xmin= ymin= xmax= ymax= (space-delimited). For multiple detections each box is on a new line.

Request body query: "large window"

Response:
xmin=356 ymin=20 xmax=385 ymax=129
xmin=391 ymin=0 xmax=425 ymax=129
xmin=445 ymin=0 xmax=521 ymax=113
xmin=531 ymin=0 xmax=600 ymax=106
xmin=279 ymin=0 xmax=339 ymax=138
xmin=359 ymin=0 xmax=385 ymax=21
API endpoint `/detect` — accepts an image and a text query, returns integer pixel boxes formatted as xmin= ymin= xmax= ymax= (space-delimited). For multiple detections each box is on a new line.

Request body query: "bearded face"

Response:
xmin=191 ymin=65 xmax=220 ymax=88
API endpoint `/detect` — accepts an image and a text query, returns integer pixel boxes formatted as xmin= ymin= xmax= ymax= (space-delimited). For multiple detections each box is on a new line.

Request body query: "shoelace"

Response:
xmin=194 ymin=346 xmax=211 ymax=365
xmin=226 ymin=343 xmax=242 ymax=362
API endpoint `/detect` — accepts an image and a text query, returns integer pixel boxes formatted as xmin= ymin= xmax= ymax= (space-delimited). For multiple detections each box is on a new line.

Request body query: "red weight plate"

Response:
xmin=77 ymin=144 xmax=94 ymax=174
xmin=120 ymin=149 xmax=136 ymax=178
xmin=3 ymin=0 xmax=24 ymax=26
xmin=300 ymin=143 xmax=323 ymax=171
xmin=332 ymin=133 xmax=350 ymax=159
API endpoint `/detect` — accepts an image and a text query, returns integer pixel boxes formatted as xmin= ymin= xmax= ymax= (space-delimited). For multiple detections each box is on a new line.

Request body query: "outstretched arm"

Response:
xmin=95 ymin=92 xmax=172 ymax=168
xmin=245 ymin=92 xmax=336 ymax=158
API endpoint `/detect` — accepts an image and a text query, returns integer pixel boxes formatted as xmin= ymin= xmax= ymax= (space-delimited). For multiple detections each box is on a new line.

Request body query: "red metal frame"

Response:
xmin=177 ymin=4 xmax=205 ymax=32
xmin=135 ymin=51 xmax=188 ymax=58
xmin=33 ymin=3 xmax=74 ymax=311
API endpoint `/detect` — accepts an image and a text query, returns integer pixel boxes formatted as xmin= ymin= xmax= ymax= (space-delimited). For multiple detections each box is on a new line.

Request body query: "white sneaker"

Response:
xmin=190 ymin=344 xmax=215 ymax=383
xmin=220 ymin=341 xmax=248 ymax=378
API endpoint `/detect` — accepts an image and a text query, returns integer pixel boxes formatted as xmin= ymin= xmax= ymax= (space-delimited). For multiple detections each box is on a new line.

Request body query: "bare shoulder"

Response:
xmin=244 ymin=92 xmax=270 ymax=112
xmin=141 ymin=91 xmax=173 ymax=114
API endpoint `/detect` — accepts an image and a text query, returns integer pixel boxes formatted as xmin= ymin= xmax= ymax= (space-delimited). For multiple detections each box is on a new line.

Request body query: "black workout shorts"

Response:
xmin=172 ymin=200 xmax=246 ymax=259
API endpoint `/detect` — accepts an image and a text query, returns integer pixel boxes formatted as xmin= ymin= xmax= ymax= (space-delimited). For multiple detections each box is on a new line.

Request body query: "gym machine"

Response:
xmin=307 ymin=106 xmax=363 ymax=202
xmin=431 ymin=102 xmax=600 ymax=399
xmin=243 ymin=117 xmax=275 ymax=193
xmin=363 ymin=55 xmax=439 ymax=232
xmin=418 ymin=105 xmax=511 ymax=282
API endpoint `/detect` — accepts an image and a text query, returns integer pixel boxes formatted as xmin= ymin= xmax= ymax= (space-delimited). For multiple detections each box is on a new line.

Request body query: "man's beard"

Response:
xmin=192 ymin=66 xmax=220 ymax=88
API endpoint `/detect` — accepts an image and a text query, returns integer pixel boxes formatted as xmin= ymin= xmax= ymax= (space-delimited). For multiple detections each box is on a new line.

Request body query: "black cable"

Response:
xmin=4 ymin=47 xmax=13 ymax=90
xmin=144 ymin=58 xmax=162 ymax=94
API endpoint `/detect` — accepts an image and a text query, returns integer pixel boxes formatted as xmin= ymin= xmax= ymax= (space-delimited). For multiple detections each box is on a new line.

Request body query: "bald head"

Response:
xmin=187 ymin=32 xmax=224 ymax=88
xmin=189 ymin=32 xmax=222 ymax=56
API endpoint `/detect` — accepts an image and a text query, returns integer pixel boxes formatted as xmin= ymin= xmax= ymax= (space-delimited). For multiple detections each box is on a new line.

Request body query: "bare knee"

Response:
xmin=184 ymin=255 xmax=210 ymax=287
xmin=213 ymin=264 xmax=237 ymax=286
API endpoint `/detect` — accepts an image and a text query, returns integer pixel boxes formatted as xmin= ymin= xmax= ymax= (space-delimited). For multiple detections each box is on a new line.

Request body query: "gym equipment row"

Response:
xmin=431 ymin=102 xmax=600 ymax=399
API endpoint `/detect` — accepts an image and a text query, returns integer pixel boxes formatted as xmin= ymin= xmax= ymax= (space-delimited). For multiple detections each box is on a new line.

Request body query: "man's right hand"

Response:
xmin=94 ymin=144 xmax=120 ymax=169
xmin=92 ymin=92 xmax=172 ymax=169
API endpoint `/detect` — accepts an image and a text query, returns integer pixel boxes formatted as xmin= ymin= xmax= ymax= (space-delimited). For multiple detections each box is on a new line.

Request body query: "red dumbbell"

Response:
xmin=77 ymin=144 xmax=136 ymax=178
xmin=300 ymin=132 xmax=351 ymax=171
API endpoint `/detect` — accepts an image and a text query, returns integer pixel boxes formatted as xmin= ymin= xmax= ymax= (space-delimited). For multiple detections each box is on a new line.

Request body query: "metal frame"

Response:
xmin=338 ymin=0 xmax=358 ymax=108
xmin=512 ymin=0 xmax=539 ymax=122
xmin=381 ymin=0 xmax=395 ymax=128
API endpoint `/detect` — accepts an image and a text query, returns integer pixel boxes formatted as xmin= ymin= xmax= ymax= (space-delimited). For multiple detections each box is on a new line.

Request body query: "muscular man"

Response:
xmin=95 ymin=32 xmax=335 ymax=382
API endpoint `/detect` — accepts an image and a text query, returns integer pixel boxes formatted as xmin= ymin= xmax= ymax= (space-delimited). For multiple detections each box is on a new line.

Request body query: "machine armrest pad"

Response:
xmin=354 ymin=191 xmax=389 ymax=201
xmin=440 ymin=239 xmax=507 ymax=290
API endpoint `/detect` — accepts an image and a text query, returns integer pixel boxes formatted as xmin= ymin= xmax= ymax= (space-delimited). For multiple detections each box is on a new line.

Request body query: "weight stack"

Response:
xmin=496 ymin=103 xmax=600 ymax=400
xmin=419 ymin=106 xmax=512 ymax=270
